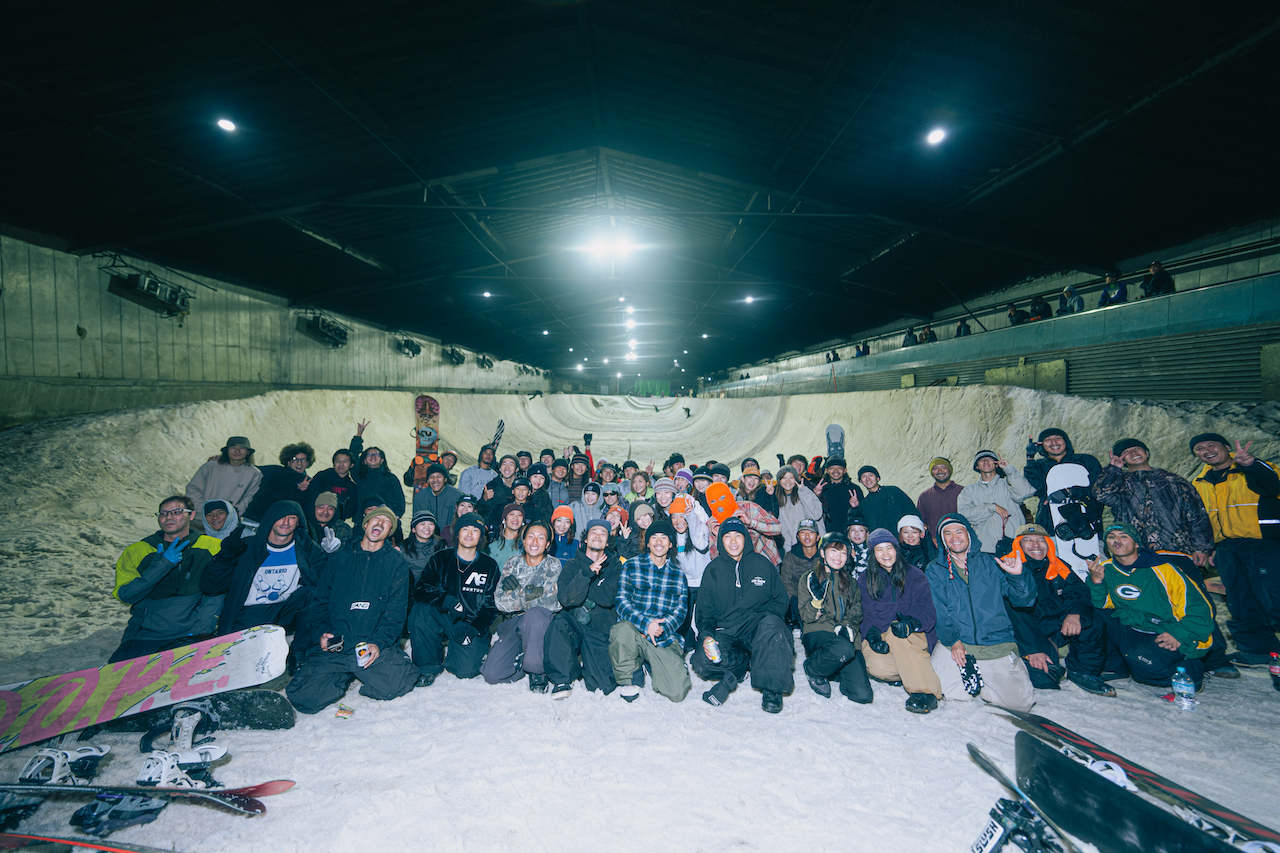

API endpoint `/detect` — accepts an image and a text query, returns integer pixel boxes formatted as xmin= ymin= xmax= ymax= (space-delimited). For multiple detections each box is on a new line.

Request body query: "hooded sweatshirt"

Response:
xmin=1089 ymin=548 xmax=1215 ymax=658
xmin=197 ymin=502 xmax=241 ymax=541
xmin=696 ymin=522 xmax=788 ymax=639
xmin=1024 ymin=430 xmax=1103 ymax=527
xmin=200 ymin=500 xmax=326 ymax=633
xmin=925 ymin=513 xmax=1036 ymax=657
xmin=776 ymin=485 xmax=825 ymax=550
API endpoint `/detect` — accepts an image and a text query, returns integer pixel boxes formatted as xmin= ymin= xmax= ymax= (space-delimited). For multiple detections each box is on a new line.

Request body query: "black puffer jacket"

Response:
xmin=413 ymin=549 xmax=501 ymax=635
xmin=557 ymin=549 xmax=623 ymax=635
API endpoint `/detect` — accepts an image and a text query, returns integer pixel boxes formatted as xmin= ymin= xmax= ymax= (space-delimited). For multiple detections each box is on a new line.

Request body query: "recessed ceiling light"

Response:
xmin=217 ymin=119 xmax=236 ymax=131
xmin=542 ymin=330 xmax=549 ymax=335
xmin=619 ymin=296 xmax=625 ymax=302
xmin=603 ymin=358 xmax=609 ymax=364
xmin=702 ymin=334 xmax=708 ymax=338
xmin=617 ymin=372 xmax=622 ymax=378
xmin=628 ymin=340 xmax=636 ymax=349
xmin=745 ymin=296 xmax=754 ymax=303
xmin=569 ymin=347 xmax=573 ymax=352
xmin=927 ymin=128 xmax=946 ymax=145
xmin=683 ymin=350 xmax=688 ymax=354
xmin=576 ymin=364 xmax=583 ymax=371
xmin=625 ymin=320 xmax=635 ymax=329
xmin=483 ymin=291 xmax=491 ymax=297
xmin=626 ymin=305 xmax=635 ymax=314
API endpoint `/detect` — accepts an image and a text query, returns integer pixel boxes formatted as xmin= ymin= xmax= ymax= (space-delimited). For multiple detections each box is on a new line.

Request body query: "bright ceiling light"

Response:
xmin=542 ymin=330 xmax=549 ymax=335
xmin=683 ymin=350 xmax=688 ymax=354
xmin=576 ymin=364 xmax=583 ymax=371
xmin=619 ymin=296 xmax=625 ymax=302
xmin=625 ymin=319 xmax=635 ymax=329
xmin=569 ymin=347 xmax=574 ymax=352
xmin=614 ymin=236 xmax=634 ymax=257
xmin=628 ymin=339 xmax=636 ymax=349
xmin=626 ymin=305 xmax=635 ymax=314
xmin=927 ymin=128 xmax=946 ymax=145
xmin=617 ymin=372 xmax=622 ymax=378
xmin=702 ymin=334 xmax=708 ymax=338
xmin=745 ymin=296 xmax=754 ymax=303
xmin=625 ymin=352 xmax=636 ymax=361
xmin=588 ymin=239 xmax=608 ymax=258
xmin=681 ymin=368 xmax=685 ymax=372
xmin=483 ymin=291 xmax=491 ymax=297
xmin=217 ymin=119 xmax=236 ymax=131
xmin=603 ymin=358 xmax=609 ymax=364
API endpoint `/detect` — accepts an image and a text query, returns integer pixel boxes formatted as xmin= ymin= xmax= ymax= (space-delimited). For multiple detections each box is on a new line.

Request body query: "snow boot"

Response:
xmin=416 ymin=671 xmax=438 ymax=688
xmin=905 ymin=693 xmax=937 ymax=714
xmin=1066 ymin=670 xmax=1116 ymax=697
xmin=551 ymin=682 xmax=573 ymax=700
xmin=1208 ymin=663 xmax=1241 ymax=679
xmin=528 ymin=673 xmax=549 ymax=694
xmin=702 ymin=672 xmax=738 ymax=707
xmin=71 ymin=793 xmax=168 ymax=837
xmin=761 ymin=691 xmax=783 ymax=714
xmin=805 ymin=668 xmax=832 ymax=699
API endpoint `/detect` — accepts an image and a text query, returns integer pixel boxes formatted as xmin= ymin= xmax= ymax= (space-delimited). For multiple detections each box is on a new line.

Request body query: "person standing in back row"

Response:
xmin=186 ymin=436 xmax=261 ymax=528
xmin=916 ymin=457 xmax=963 ymax=546
xmin=856 ymin=466 xmax=918 ymax=534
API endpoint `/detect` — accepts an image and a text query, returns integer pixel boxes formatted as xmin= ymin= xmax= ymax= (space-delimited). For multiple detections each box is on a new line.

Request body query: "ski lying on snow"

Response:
xmin=0 ymin=830 xmax=191 ymax=853
xmin=0 ymin=781 xmax=294 ymax=816
xmin=1014 ymin=731 xmax=1233 ymax=853
xmin=996 ymin=707 xmax=1280 ymax=847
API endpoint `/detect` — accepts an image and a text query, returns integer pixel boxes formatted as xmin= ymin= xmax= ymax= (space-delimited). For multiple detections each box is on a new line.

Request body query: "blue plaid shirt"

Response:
xmin=616 ymin=554 xmax=688 ymax=647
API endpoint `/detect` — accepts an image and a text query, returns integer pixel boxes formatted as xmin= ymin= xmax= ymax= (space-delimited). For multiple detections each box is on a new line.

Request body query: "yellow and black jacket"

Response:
xmin=1192 ymin=456 xmax=1280 ymax=542
xmin=114 ymin=531 xmax=223 ymax=645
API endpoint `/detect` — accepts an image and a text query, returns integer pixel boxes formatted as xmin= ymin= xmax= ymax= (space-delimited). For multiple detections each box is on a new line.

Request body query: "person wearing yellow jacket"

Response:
xmin=1087 ymin=523 xmax=1216 ymax=690
xmin=110 ymin=495 xmax=223 ymax=663
xmin=1190 ymin=432 xmax=1280 ymax=665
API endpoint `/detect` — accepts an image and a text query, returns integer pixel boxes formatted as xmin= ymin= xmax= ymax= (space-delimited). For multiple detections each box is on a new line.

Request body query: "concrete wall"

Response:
xmin=0 ymin=235 xmax=548 ymax=426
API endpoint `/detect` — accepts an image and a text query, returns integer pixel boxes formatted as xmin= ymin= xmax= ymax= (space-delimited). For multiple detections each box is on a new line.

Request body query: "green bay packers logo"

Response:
xmin=1115 ymin=584 xmax=1142 ymax=600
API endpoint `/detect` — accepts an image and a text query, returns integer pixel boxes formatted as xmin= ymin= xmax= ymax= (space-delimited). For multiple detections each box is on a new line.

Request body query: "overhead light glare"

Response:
xmin=702 ymin=334 xmax=708 ymax=338
xmin=927 ymin=127 xmax=946 ymax=145
xmin=617 ymin=372 xmax=622 ymax=378
xmin=217 ymin=119 xmax=236 ymax=131
xmin=576 ymin=364 xmax=583 ymax=371
xmin=745 ymin=296 xmax=754 ymax=304
xmin=625 ymin=319 xmax=635 ymax=329
xmin=569 ymin=347 xmax=574 ymax=352
xmin=603 ymin=358 xmax=609 ymax=364
xmin=683 ymin=350 xmax=688 ymax=354
xmin=626 ymin=305 xmax=635 ymax=314
xmin=483 ymin=291 xmax=491 ymax=297
xmin=542 ymin=330 xmax=549 ymax=335
xmin=619 ymin=296 xmax=625 ymax=302
xmin=628 ymin=339 xmax=636 ymax=349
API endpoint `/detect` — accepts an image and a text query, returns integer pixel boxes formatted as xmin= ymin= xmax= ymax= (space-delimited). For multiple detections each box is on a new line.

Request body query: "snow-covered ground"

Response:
xmin=1 ymin=387 xmax=1278 ymax=851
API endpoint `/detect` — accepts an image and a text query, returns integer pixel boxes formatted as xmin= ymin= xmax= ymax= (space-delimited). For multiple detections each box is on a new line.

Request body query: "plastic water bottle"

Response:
xmin=1270 ymin=653 xmax=1280 ymax=692
xmin=1171 ymin=666 xmax=1197 ymax=711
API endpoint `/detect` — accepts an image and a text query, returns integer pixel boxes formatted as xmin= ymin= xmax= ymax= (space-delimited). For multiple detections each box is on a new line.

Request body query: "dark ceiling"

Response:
xmin=4 ymin=1 xmax=1279 ymax=381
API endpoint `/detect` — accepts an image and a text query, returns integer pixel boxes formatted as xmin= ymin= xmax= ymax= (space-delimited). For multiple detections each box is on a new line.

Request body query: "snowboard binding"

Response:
xmin=0 ymin=792 xmax=46 ymax=831
xmin=70 ymin=792 xmax=168 ymax=837
xmin=18 ymin=745 xmax=110 ymax=786
xmin=974 ymin=797 xmax=1072 ymax=853
xmin=1046 ymin=487 xmax=1103 ymax=542
xmin=140 ymin=699 xmax=222 ymax=754
xmin=137 ymin=745 xmax=227 ymax=789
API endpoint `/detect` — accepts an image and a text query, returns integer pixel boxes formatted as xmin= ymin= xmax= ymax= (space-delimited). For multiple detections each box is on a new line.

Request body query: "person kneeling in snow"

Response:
xmin=797 ymin=532 xmax=873 ymax=704
xmin=858 ymin=529 xmax=943 ymax=713
xmin=407 ymin=512 xmax=499 ymax=685
xmin=481 ymin=520 xmax=563 ymax=693
xmin=692 ymin=519 xmax=794 ymax=714
xmin=1087 ymin=523 xmax=1216 ymax=691
xmin=609 ymin=519 xmax=692 ymax=703
xmin=285 ymin=506 xmax=418 ymax=714
xmin=544 ymin=519 xmax=621 ymax=698
xmin=1003 ymin=524 xmax=1114 ymax=697
xmin=926 ymin=513 xmax=1037 ymax=712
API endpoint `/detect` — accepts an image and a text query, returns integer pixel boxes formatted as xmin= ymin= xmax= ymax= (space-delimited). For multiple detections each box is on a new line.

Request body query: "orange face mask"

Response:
xmin=705 ymin=482 xmax=739 ymax=523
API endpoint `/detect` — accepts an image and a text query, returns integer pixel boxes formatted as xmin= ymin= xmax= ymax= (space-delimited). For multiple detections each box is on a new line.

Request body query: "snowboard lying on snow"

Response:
xmin=0 ymin=627 xmax=287 ymax=754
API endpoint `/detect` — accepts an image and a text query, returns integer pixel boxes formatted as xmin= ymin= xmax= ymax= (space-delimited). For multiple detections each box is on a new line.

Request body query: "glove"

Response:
xmin=441 ymin=595 xmax=463 ymax=619
xmin=583 ymin=434 xmax=592 ymax=446
xmin=156 ymin=538 xmax=191 ymax=565
xmin=962 ymin=654 xmax=985 ymax=697
xmin=524 ymin=584 xmax=545 ymax=602
xmin=891 ymin=612 xmax=921 ymax=639
xmin=866 ymin=626 xmax=890 ymax=655
xmin=500 ymin=575 xmax=521 ymax=592
xmin=776 ymin=453 xmax=786 ymax=467
xmin=320 ymin=528 xmax=341 ymax=553
xmin=218 ymin=528 xmax=249 ymax=562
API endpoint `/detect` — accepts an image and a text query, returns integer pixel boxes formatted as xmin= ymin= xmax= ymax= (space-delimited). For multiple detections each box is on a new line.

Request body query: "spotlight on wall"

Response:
xmin=446 ymin=347 xmax=466 ymax=366
xmin=397 ymin=338 xmax=422 ymax=358
xmin=298 ymin=313 xmax=351 ymax=348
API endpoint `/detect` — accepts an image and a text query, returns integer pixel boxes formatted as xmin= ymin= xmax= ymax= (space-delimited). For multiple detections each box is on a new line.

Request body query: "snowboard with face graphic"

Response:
xmin=411 ymin=395 xmax=441 ymax=493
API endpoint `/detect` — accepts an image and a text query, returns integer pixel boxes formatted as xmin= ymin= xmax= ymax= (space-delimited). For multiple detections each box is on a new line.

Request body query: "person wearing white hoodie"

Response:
xmin=956 ymin=450 xmax=1036 ymax=553
xmin=670 ymin=495 xmax=710 ymax=649
xmin=775 ymin=466 xmax=825 ymax=550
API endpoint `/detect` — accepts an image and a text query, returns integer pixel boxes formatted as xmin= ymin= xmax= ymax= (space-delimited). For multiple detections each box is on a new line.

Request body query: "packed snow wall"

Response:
xmin=1 ymin=385 xmax=1277 ymax=663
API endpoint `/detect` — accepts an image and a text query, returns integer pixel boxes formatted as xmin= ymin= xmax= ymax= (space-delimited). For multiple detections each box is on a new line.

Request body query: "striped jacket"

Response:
xmin=1089 ymin=549 xmax=1214 ymax=658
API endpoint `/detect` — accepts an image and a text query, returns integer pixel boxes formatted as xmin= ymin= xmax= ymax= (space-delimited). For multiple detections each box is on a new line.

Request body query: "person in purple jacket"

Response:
xmin=858 ymin=528 xmax=943 ymax=714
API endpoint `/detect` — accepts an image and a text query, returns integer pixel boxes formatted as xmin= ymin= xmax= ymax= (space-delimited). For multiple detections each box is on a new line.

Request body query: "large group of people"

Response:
xmin=107 ymin=419 xmax=1278 ymax=718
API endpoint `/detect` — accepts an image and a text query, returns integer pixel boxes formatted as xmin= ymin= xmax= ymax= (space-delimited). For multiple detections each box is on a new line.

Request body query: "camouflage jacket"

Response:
xmin=1092 ymin=466 xmax=1214 ymax=556
xmin=494 ymin=553 xmax=563 ymax=613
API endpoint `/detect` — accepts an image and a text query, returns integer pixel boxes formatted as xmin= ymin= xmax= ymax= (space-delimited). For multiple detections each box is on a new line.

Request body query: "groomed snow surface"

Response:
xmin=1 ymin=387 xmax=1278 ymax=852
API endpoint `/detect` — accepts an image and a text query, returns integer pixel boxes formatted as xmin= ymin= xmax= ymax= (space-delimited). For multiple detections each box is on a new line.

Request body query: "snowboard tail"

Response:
xmin=998 ymin=708 xmax=1280 ymax=846
xmin=0 ymin=831 xmax=194 ymax=853
xmin=1015 ymin=731 xmax=1233 ymax=853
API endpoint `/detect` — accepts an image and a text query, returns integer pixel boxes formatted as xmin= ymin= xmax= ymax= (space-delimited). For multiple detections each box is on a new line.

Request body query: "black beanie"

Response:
xmin=1111 ymin=438 xmax=1149 ymax=458
xmin=857 ymin=465 xmax=880 ymax=480
xmin=1038 ymin=428 xmax=1068 ymax=442
xmin=1189 ymin=433 xmax=1229 ymax=454
xmin=647 ymin=519 xmax=677 ymax=547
